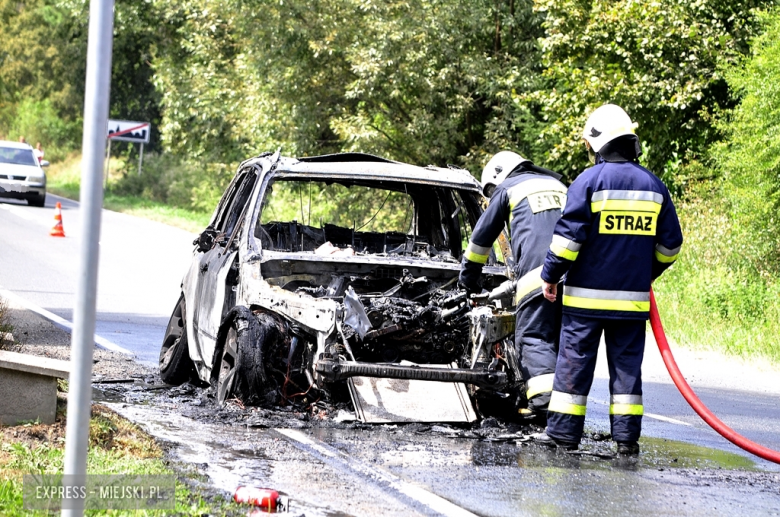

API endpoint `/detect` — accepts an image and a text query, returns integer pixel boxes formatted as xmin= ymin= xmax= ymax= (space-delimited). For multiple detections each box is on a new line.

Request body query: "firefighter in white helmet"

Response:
xmin=459 ymin=151 xmax=567 ymax=421
xmin=537 ymin=104 xmax=683 ymax=454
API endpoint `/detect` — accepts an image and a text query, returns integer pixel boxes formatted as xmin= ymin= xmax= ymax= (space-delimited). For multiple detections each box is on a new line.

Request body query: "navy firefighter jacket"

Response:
xmin=460 ymin=164 xmax=567 ymax=307
xmin=540 ymin=158 xmax=683 ymax=320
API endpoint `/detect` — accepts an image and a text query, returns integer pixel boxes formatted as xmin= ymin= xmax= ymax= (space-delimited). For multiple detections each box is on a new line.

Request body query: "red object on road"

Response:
xmin=650 ymin=289 xmax=780 ymax=465
xmin=233 ymin=487 xmax=284 ymax=510
xmin=50 ymin=202 xmax=65 ymax=237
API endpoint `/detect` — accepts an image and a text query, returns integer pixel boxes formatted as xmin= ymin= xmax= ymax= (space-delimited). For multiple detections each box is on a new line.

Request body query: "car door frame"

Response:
xmin=184 ymin=168 xmax=258 ymax=369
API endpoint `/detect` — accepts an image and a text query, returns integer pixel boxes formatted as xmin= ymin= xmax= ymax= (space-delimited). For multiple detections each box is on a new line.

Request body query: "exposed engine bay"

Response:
xmin=255 ymin=257 xmax=518 ymax=415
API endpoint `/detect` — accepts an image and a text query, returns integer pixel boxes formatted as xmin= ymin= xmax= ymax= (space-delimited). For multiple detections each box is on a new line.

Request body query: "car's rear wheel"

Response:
xmin=159 ymin=294 xmax=194 ymax=385
xmin=216 ymin=312 xmax=282 ymax=406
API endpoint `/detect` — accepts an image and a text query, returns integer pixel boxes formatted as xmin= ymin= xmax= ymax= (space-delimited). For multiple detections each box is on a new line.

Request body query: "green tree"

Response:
xmin=150 ymin=0 xmax=547 ymax=172
xmin=711 ymin=7 xmax=780 ymax=278
xmin=0 ymin=0 xmax=163 ymax=154
xmin=516 ymin=0 xmax=772 ymax=181
xmin=0 ymin=0 xmax=86 ymax=132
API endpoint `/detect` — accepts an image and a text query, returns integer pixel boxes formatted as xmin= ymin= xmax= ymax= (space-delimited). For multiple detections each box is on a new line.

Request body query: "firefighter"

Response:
xmin=537 ymin=104 xmax=683 ymax=454
xmin=459 ymin=151 xmax=567 ymax=419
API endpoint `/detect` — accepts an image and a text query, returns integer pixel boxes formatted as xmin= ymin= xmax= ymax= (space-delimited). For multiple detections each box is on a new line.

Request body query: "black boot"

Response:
xmin=534 ymin=431 xmax=579 ymax=451
xmin=616 ymin=441 xmax=640 ymax=456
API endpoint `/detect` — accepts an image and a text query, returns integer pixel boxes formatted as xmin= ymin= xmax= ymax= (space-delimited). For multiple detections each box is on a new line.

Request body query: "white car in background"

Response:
xmin=0 ymin=141 xmax=48 ymax=207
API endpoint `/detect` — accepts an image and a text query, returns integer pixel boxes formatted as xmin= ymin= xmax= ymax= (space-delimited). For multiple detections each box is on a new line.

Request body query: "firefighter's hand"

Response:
xmin=543 ymin=281 xmax=557 ymax=302
xmin=458 ymin=280 xmax=479 ymax=296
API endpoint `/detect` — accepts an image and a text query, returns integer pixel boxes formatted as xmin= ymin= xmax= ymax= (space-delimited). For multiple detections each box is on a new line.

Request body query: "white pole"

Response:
xmin=62 ymin=0 xmax=114 ymax=514
xmin=138 ymin=142 xmax=144 ymax=176
xmin=104 ymin=138 xmax=111 ymax=190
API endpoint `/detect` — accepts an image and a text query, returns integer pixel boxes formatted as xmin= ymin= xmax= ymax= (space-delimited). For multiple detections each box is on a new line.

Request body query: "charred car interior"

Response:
xmin=159 ymin=152 xmax=521 ymax=422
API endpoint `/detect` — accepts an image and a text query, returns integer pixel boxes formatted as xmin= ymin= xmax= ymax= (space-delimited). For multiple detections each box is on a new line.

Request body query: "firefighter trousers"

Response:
xmin=515 ymin=295 xmax=562 ymax=411
xmin=546 ymin=315 xmax=646 ymax=444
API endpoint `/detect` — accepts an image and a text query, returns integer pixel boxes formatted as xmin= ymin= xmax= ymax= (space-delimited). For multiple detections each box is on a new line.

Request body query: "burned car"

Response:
xmin=159 ymin=151 xmax=521 ymax=420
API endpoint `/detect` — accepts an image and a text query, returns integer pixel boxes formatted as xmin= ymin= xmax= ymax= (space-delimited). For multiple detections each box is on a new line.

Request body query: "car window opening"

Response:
xmin=255 ymin=178 xmax=475 ymax=261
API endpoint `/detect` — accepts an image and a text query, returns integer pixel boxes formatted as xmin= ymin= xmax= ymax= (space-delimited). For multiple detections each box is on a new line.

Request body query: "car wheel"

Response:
xmin=159 ymin=294 xmax=194 ymax=385
xmin=28 ymin=193 xmax=46 ymax=208
xmin=216 ymin=312 xmax=281 ymax=406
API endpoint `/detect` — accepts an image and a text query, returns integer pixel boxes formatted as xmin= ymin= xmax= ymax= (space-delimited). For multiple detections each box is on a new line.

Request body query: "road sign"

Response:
xmin=107 ymin=120 xmax=150 ymax=143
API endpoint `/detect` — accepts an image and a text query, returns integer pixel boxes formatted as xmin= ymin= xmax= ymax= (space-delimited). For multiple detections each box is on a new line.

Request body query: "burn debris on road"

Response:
xmin=95 ymin=374 xmax=646 ymax=457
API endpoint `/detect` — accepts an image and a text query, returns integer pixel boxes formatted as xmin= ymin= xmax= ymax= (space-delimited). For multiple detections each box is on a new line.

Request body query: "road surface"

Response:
xmin=0 ymin=194 xmax=194 ymax=363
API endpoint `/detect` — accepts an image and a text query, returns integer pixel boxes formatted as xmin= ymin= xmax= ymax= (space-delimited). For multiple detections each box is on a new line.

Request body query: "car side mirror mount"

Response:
xmin=195 ymin=228 xmax=217 ymax=252
xmin=40 ymin=160 xmax=50 ymax=167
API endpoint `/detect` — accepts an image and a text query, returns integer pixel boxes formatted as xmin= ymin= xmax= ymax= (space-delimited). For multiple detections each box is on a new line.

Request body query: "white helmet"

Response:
xmin=481 ymin=151 xmax=529 ymax=197
xmin=582 ymin=104 xmax=638 ymax=153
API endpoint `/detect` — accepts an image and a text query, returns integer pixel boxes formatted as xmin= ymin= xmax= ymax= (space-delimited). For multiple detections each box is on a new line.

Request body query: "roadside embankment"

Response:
xmin=0 ymin=296 xmax=248 ymax=516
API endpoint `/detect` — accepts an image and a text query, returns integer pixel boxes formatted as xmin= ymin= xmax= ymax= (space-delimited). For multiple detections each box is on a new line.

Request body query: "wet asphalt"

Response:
xmin=98 ymin=380 xmax=780 ymax=517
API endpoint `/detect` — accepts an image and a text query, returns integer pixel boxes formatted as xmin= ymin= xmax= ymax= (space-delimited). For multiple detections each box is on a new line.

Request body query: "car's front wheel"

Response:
xmin=216 ymin=311 xmax=282 ymax=406
xmin=159 ymin=294 xmax=194 ymax=385
xmin=28 ymin=193 xmax=46 ymax=208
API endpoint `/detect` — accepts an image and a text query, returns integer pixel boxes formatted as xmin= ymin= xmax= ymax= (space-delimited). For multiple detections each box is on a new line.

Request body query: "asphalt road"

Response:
xmin=2 ymin=194 xmax=780 ymax=515
xmin=0 ymin=194 xmax=195 ymax=363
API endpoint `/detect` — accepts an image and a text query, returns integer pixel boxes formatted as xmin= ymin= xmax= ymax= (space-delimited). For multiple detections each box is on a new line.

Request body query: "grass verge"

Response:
xmin=46 ymin=153 xmax=211 ymax=233
xmin=0 ymin=398 xmax=240 ymax=516
xmin=653 ymin=180 xmax=780 ymax=364
xmin=0 ymin=295 xmax=13 ymax=344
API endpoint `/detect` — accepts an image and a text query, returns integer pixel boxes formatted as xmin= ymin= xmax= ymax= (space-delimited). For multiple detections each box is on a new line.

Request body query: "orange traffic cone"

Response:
xmin=50 ymin=202 xmax=65 ymax=237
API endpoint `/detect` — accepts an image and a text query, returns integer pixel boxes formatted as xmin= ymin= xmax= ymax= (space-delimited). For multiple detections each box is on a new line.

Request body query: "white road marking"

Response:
xmin=590 ymin=398 xmax=692 ymax=426
xmin=0 ymin=203 xmax=36 ymax=221
xmin=276 ymin=428 xmax=479 ymax=517
xmin=0 ymin=289 xmax=134 ymax=356
xmin=643 ymin=412 xmax=693 ymax=426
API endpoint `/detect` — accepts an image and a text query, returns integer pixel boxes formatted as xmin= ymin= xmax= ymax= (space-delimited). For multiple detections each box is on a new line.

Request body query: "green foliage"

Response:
xmin=0 ymin=0 xmax=86 ymax=121
xmin=150 ymin=0 xmax=547 ymax=171
xmin=653 ymin=6 xmax=780 ymax=363
xmin=0 ymin=0 xmax=85 ymax=156
xmin=261 ymin=180 xmax=413 ymax=232
xmin=521 ymin=0 xmax=772 ymax=182
xmin=111 ymin=152 xmax=235 ymax=215
xmin=0 ymin=0 xmax=163 ymax=157
xmin=1 ymin=98 xmax=80 ymax=161
xmin=711 ymin=7 xmax=780 ymax=278
xmin=654 ymin=177 xmax=780 ymax=362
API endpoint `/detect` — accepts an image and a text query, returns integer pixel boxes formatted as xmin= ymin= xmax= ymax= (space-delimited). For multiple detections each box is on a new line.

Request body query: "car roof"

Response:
xmin=267 ymin=153 xmax=481 ymax=191
xmin=0 ymin=140 xmax=34 ymax=150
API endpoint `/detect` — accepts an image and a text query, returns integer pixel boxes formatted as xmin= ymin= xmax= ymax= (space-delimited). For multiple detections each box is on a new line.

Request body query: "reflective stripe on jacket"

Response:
xmin=541 ymin=159 xmax=683 ymax=320
xmin=460 ymin=167 xmax=567 ymax=294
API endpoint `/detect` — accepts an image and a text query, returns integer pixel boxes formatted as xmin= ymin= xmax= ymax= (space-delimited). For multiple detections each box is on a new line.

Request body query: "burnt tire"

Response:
xmin=216 ymin=312 xmax=283 ymax=406
xmin=473 ymin=385 xmax=526 ymax=424
xmin=159 ymin=294 xmax=194 ymax=385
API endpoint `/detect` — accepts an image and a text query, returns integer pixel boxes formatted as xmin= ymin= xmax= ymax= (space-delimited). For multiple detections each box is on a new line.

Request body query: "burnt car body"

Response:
xmin=159 ymin=151 xmax=521 ymax=416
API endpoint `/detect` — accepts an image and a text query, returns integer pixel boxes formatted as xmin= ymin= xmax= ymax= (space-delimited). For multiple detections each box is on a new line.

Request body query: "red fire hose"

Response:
xmin=649 ymin=289 xmax=780 ymax=464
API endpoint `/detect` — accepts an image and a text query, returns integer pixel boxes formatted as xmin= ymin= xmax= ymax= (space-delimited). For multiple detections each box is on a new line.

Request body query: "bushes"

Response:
xmin=654 ymin=176 xmax=780 ymax=362
xmin=110 ymin=151 xmax=233 ymax=214
xmin=0 ymin=98 xmax=79 ymax=161
xmin=652 ymin=8 xmax=780 ymax=364
xmin=710 ymin=8 xmax=780 ymax=279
